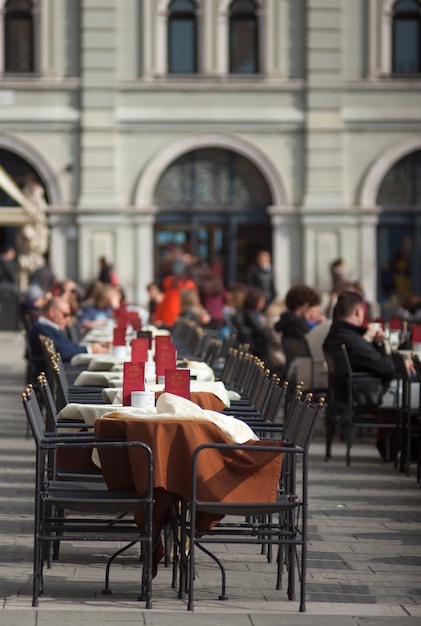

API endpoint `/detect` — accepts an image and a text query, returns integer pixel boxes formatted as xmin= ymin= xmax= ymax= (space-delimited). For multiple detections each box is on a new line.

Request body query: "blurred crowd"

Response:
xmin=6 ymin=242 xmax=421 ymax=378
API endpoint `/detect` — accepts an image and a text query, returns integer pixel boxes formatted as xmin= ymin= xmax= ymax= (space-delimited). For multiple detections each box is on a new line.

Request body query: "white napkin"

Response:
xmin=101 ymin=393 xmax=257 ymax=444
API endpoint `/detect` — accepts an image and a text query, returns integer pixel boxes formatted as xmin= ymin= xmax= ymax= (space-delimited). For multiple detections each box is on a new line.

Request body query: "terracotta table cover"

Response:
xmin=94 ymin=415 xmax=284 ymax=573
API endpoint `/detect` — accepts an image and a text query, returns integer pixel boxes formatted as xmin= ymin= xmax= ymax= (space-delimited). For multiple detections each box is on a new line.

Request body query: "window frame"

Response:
xmin=228 ymin=0 xmax=260 ymax=75
xmin=392 ymin=0 xmax=421 ymax=75
xmin=1 ymin=0 xmax=39 ymax=76
xmin=167 ymin=0 xmax=199 ymax=75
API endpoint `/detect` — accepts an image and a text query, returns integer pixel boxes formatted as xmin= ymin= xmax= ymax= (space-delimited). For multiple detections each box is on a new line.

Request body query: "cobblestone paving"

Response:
xmin=1 ymin=332 xmax=420 ymax=625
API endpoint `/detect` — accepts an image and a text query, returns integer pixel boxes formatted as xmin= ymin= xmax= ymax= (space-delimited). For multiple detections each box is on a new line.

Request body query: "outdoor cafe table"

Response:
xmin=93 ymin=410 xmax=284 ymax=573
xmin=56 ymin=392 xmax=234 ymax=473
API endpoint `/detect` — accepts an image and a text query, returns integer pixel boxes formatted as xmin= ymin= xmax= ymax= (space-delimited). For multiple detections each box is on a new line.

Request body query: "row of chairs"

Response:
xmin=22 ymin=384 xmax=154 ymax=608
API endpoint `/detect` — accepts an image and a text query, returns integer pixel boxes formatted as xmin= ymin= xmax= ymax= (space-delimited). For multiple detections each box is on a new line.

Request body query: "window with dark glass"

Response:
xmin=4 ymin=0 xmax=35 ymax=73
xmin=229 ymin=0 xmax=259 ymax=74
xmin=168 ymin=0 xmax=197 ymax=74
xmin=154 ymin=148 xmax=272 ymax=209
xmin=377 ymin=151 xmax=421 ymax=300
xmin=392 ymin=0 xmax=421 ymax=74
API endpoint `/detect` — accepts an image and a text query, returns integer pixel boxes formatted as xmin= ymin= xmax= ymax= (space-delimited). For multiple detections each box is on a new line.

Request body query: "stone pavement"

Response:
xmin=1 ymin=331 xmax=421 ymax=625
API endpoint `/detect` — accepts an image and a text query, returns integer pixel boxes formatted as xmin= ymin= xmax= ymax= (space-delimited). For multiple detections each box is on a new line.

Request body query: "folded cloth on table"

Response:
xmin=70 ymin=353 xmax=98 ymax=367
xmin=87 ymin=356 xmax=125 ymax=371
xmin=73 ymin=370 xmax=123 ymax=387
xmin=102 ymin=388 xmax=120 ymax=403
xmin=183 ymin=360 xmax=215 ymax=381
xmin=59 ymin=402 xmax=159 ymax=428
xmin=100 ymin=392 xmax=258 ymax=444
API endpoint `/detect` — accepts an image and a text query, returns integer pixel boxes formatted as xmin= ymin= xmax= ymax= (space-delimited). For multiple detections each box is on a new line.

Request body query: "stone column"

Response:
xmin=133 ymin=209 xmax=158 ymax=307
xmin=268 ymin=205 xmax=300 ymax=299
xmin=358 ymin=208 xmax=381 ymax=305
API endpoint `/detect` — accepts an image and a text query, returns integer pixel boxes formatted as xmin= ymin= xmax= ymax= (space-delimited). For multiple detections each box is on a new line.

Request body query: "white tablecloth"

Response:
xmin=57 ymin=392 xmax=256 ymax=445
xmin=103 ymin=380 xmax=230 ymax=407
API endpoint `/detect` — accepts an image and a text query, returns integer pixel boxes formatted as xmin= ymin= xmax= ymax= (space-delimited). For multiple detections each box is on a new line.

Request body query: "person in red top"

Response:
xmin=153 ymin=258 xmax=196 ymax=328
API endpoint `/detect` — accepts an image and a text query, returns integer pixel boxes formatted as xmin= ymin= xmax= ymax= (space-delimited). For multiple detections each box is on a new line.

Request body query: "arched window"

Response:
xmin=392 ymin=0 xmax=421 ymax=74
xmin=153 ymin=148 xmax=272 ymax=284
xmin=154 ymin=148 xmax=272 ymax=209
xmin=229 ymin=0 xmax=259 ymax=74
xmin=4 ymin=0 xmax=35 ymax=73
xmin=376 ymin=150 xmax=421 ymax=299
xmin=377 ymin=150 xmax=421 ymax=205
xmin=168 ymin=0 xmax=197 ymax=74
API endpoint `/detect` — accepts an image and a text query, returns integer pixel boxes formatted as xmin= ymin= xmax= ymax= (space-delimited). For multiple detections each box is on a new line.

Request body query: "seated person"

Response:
xmin=232 ymin=287 xmax=268 ymax=361
xmin=19 ymin=284 xmax=47 ymax=329
xmin=323 ymin=289 xmax=398 ymax=389
xmin=29 ymin=297 xmax=110 ymax=364
xmin=78 ymin=284 xmax=118 ymax=331
xmin=274 ymin=284 xmax=321 ymax=338
xmin=322 ymin=288 xmax=415 ymax=459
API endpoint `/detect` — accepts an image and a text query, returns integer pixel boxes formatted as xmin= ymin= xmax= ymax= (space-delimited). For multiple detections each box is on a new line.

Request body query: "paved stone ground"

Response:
xmin=1 ymin=331 xmax=421 ymax=625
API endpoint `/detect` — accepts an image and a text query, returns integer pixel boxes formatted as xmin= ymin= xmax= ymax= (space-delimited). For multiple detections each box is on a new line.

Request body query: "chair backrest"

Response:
xmin=247 ymin=364 xmax=271 ymax=413
xmin=283 ymin=392 xmax=325 ymax=450
xmin=282 ymin=335 xmax=313 ymax=384
xmin=235 ymin=351 xmax=255 ymax=394
xmin=219 ymin=347 xmax=238 ymax=387
xmin=22 ymin=385 xmax=46 ymax=446
xmin=282 ymin=335 xmax=312 ymax=360
xmin=263 ymin=378 xmax=288 ymax=424
xmin=391 ymin=350 xmax=410 ymax=381
xmin=36 ymin=372 xmax=58 ymax=433
xmin=323 ymin=343 xmax=352 ymax=379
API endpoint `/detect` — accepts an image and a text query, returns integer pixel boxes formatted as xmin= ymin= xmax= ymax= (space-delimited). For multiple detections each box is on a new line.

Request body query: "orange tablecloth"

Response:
xmin=94 ymin=416 xmax=284 ymax=572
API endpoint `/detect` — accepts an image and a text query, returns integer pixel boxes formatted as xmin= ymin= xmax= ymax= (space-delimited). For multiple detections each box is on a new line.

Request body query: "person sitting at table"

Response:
xmin=274 ymin=283 xmax=322 ymax=338
xmin=78 ymin=283 xmax=118 ymax=332
xmin=29 ymin=296 xmax=110 ymax=363
xmin=322 ymin=288 xmax=414 ymax=459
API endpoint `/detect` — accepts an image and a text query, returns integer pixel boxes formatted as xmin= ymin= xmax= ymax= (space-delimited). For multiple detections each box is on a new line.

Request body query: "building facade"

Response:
xmin=0 ymin=0 xmax=420 ymax=310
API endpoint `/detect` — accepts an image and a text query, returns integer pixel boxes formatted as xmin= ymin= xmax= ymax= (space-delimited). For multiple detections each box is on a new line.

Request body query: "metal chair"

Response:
xmin=324 ymin=344 xmax=398 ymax=465
xmin=185 ymin=392 xmax=325 ymax=612
xmin=410 ymin=354 xmax=421 ymax=482
xmin=22 ymin=385 xmax=154 ymax=608
xmin=282 ymin=334 xmax=327 ymax=396
xmin=391 ymin=351 xmax=420 ymax=476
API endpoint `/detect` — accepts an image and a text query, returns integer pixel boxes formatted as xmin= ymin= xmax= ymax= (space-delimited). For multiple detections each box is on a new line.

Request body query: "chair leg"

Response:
xmin=346 ymin=410 xmax=352 ymax=466
xmin=325 ymin=405 xmax=334 ymax=461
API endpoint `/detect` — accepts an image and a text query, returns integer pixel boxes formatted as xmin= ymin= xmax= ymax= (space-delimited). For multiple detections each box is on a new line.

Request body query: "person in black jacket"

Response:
xmin=246 ymin=250 xmax=275 ymax=309
xmin=274 ymin=284 xmax=321 ymax=338
xmin=232 ymin=286 xmax=268 ymax=361
xmin=322 ymin=288 xmax=415 ymax=460
xmin=323 ymin=289 xmax=396 ymax=386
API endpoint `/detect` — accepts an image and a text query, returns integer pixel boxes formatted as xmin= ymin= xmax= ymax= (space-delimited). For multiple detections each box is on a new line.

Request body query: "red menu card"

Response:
xmin=155 ymin=341 xmax=177 ymax=378
xmin=128 ymin=311 xmax=142 ymax=331
xmin=113 ymin=327 xmax=126 ymax=346
xmin=131 ymin=338 xmax=149 ymax=363
xmin=123 ymin=362 xmax=145 ymax=406
xmin=114 ymin=307 xmax=129 ymax=329
xmin=165 ymin=368 xmax=190 ymax=400
xmin=155 ymin=334 xmax=172 ymax=348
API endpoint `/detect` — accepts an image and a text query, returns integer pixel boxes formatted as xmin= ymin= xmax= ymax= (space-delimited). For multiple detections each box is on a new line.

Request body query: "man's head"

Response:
xmin=42 ymin=297 xmax=72 ymax=330
xmin=334 ymin=289 xmax=365 ymax=326
xmin=256 ymin=250 xmax=271 ymax=269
